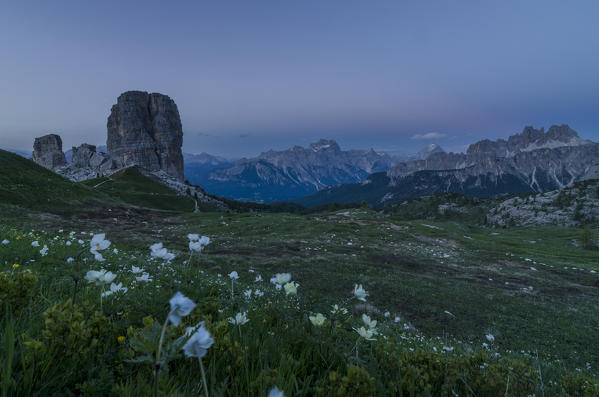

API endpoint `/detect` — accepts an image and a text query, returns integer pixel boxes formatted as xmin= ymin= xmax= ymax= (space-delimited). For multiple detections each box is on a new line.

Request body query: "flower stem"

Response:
xmin=188 ymin=250 xmax=193 ymax=266
xmin=154 ymin=311 xmax=172 ymax=397
xmin=231 ymin=280 xmax=234 ymax=300
xmin=198 ymin=356 xmax=209 ymax=397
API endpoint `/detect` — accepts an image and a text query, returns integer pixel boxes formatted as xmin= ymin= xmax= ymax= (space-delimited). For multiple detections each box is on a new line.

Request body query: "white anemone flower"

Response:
xmin=353 ymin=284 xmax=367 ymax=301
xmin=244 ymin=289 xmax=252 ymax=299
xmin=268 ymin=387 xmax=285 ymax=397
xmin=255 ymin=274 xmax=263 ymax=282
xmin=66 ymin=241 xmax=72 ymax=246
xmin=85 ymin=269 xmax=116 ymax=286
xmin=101 ymin=282 xmax=128 ymax=297
xmin=168 ymin=292 xmax=196 ymax=325
xmin=90 ymin=233 xmax=111 ymax=253
xmin=309 ymin=313 xmax=326 ymax=327
xmin=331 ymin=304 xmax=348 ymax=315
xmin=353 ymin=326 xmax=377 ymax=341
xmin=2 ymin=239 xmax=9 ymax=245
xmin=40 ymin=245 xmax=49 ymax=256
xmin=94 ymin=252 xmax=105 ymax=262
xmin=66 ymin=257 xmax=74 ymax=263
xmin=136 ymin=273 xmax=152 ymax=282
xmin=485 ymin=334 xmax=495 ymax=343
xmin=228 ymin=271 xmax=239 ymax=280
xmin=187 ymin=233 xmax=200 ymax=241
xmin=362 ymin=314 xmax=377 ymax=329
xmin=31 ymin=241 xmax=40 ymax=247
xmin=150 ymin=243 xmax=176 ymax=261
xmin=228 ymin=312 xmax=249 ymax=326
xmin=131 ymin=265 xmax=144 ymax=274
xmin=283 ymin=281 xmax=298 ymax=295
xmin=182 ymin=322 xmax=214 ymax=358
xmin=274 ymin=273 xmax=291 ymax=285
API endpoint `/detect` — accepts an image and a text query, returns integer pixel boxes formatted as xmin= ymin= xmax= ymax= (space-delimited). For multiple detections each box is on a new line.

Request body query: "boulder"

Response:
xmin=107 ymin=91 xmax=184 ymax=180
xmin=32 ymin=134 xmax=67 ymax=169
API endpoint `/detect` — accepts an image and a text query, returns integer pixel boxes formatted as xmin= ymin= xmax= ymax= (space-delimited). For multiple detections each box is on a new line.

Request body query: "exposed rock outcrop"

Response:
xmin=71 ymin=143 xmax=112 ymax=171
xmin=32 ymin=134 xmax=67 ymax=169
xmin=107 ymin=91 xmax=184 ymax=180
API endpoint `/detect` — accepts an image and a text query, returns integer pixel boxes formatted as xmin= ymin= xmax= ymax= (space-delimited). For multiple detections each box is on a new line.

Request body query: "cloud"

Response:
xmin=411 ymin=132 xmax=447 ymax=140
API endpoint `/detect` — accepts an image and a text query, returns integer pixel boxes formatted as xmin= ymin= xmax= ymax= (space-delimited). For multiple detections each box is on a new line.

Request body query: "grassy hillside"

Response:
xmin=0 ymin=149 xmax=96 ymax=210
xmin=80 ymin=167 xmax=195 ymax=212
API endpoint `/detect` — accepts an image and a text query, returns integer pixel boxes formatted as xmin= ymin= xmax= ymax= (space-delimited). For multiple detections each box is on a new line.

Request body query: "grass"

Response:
xmin=0 ymin=162 xmax=598 ymax=395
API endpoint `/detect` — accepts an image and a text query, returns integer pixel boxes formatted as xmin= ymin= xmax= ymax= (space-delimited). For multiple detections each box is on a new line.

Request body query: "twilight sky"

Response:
xmin=1 ymin=1 xmax=598 ymax=158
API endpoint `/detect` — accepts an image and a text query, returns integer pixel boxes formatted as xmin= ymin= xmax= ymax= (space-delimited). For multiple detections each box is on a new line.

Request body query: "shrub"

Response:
xmin=0 ymin=269 xmax=38 ymax=310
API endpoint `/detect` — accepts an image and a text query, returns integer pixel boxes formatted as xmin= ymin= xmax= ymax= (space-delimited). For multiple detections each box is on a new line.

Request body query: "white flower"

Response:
xmin=254 ymin=275 xmax=263 ymax=282
xmin=394 ymin=316 xmax=401 ymax=323
xmin=66 ymin=257 xmax=74 ymax=263
xmin=2 ymin=239 xmax=9 ymax=245
xmin=168 ymin=292 xmax=196 ymax=325
xmin=353 ymin=284 xmax=367 ymax=301
xmin=40 ymin=245 xmax=49 ymax=256
xmin=66 ymin=241 xmax=72 ymax=246
xmin=354 ymin=326 xmax=376 ymax=341
xmin=228 ymin=312 xmax=249 ymax=325
xmin=94 ymin=252 xmax=105 ymax=262
xmin=101 ymin=282 xmax=128 ymax=297
xmin=85 ymin=269 xmax=116 ymax=286
xmin=283 ymin=281 xmax=298 ymax=295
xmin=268 ymin=386 xmax=285 ymax=397
xmin=131 ymin=265 xmax=144 ymax=274
xmin=309 ymin=313 xmax=326 ymax=326
xmin=362 ymin=314 xmax=377 ymax=329
xmin=485 ymin=334 xmax=495 ymax=343
xmin=384 ymin=311 xmax=390 ymax=318
xmin=90 ymin=233 xmax=111 ymax=253
xmin=254 ymin=289 xmax=264 ymax=297
xmin=229 ymin=271 xmax=239 ymax=280
xmin=274 ymin=273 xmax=291 ymax=285
xmin=150 ymin=243 xmax=176 ymax=261
xmin=182 ymin=322 xmax=214 ymax=358
xmin=187 ymin=233 xmax=200 ymax=241
xmin=31 ymin=241 xmax=40 ymax=247
xmin=136 ymin=273 xmax=152 ymax=282
xmin=244 ymin=289 xmax=252 ymax=299
xmin=331 ymin=304 xmax=348 ymax=315
xmin=275 ymin=284 xmax=282 ymax=291
xmin=78 ymin=239 xmax=84 ymax=245
xmin=113 ymin=248 xmax=118 ymax=254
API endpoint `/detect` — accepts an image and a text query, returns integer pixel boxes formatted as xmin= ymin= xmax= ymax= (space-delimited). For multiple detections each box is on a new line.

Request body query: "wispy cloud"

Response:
xmin=411 ymin=132 xmax=447 ymax=140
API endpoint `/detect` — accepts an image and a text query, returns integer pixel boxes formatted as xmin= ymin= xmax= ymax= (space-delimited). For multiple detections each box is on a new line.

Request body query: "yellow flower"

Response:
xmin=16 ymin=235 xmax=21 ymax=240
xmin=12 ymin=264 xmax=20 ymax=269
xmin=117 ymin=336 xmax=126 ymax=343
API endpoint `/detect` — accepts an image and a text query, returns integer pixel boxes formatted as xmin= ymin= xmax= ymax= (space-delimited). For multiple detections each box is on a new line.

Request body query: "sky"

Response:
xmin=1 ymin=1 xmax=598 ymax=158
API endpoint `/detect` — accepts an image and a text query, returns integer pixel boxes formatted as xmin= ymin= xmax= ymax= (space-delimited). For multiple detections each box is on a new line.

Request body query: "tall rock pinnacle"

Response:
xmin=106 ymin=91 xmax=184 ymax=180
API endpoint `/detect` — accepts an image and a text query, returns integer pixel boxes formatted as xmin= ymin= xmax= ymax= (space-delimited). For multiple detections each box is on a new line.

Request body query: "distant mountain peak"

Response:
xmin=309 ymin=139 xmax=340 ymax=152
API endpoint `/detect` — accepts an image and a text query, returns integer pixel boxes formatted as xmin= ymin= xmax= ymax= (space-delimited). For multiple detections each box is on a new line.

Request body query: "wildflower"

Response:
xmin=66 ymin=257 xmax=74 ymax=263
xmin=113 ymin=248 xmax=119 ymax=254
xmin=131 ymin=265 xmax=144 ymax=274
xmin=117 ymin=335 xmax=126 ymax=343
xmin=90 ymin=233 xmax=111 ymax=253
xmin=17 ymin=235 xmax=21 ymax=239
xmin=353 ymin=284 xmax=367 ymax=301
xmin=187 ymin=233 xmax=200 ymax=241
xmin=244 ymin=289 xmax=252 ymax=299
xmin=136 ymin=273 xmax=152 ymax=282
xmin=228 ymin=312 xmax=250 ymax=325
xmin=168 ymin=292 xmax=196 ymax=325
xmin=254 ymin=289 xmax=264 ymax=297
xmin=12 ymin=264 xmax=19 ymax=269
xmin=274 ymin=273 xmax=291 ymax=285
xmin=1 ymin=239 xmax=8 ymax=245
xmin=384 ymin=311 xmax=390 ymax=318
xmin=40 ymin=245 xmax=49 ymax=256
xmin=362 ymin=314 xmax=377 ymax=329
xmin=394 ymin=316 xmax=401 ymax=323
xmin=254 ymin=274 xmax=263 ymax=282
xmin=331 ymin=304 xmax=348 ymax=315
xmin=78 ymin=239 xmax=84 ymax=245
xmin=85 ymin=269 xmax=116 ymax=285
xmin=284 ymin=281 xmax=298 ymax=295
xmin=268 ymin=387 xmax=285 ymax=397
xmin=353 ymin=326 xmax=376 ymax=341
xmin=228 ymin=271 xmax=239 ymax=280
xmin=309 ymin=313 xmax=326 ymax=326
xmin=101 ymin=282 xmax=128 ymax=297
xmin=31 ymin=241 xmax=40 ymax=247
xmin=66 ymin=240 xmax=72 ymax=246
xmin=182 ymin=324 xmax=214 ymax=355
xmin=150 ymin=243 xmax=176 ymax=261
xmin=188 ymin=235 xmax=210 ymax=253
xmin=94 ymin=252 xmax=105 ymax=262
xmin=485 ymin=334 xmax=495 ymax=343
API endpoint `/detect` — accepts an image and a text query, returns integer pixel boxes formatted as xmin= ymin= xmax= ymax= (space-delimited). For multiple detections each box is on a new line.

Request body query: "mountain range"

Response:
xmin=294 ymin=125 xmax=599 ymax=208
xmin=192 ymin=139 xmax=443 ymax=202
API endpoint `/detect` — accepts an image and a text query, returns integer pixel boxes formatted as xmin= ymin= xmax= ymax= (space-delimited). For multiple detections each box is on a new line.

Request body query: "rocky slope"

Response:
xmin=295 ymin=125 xmax=598 ymax=207
xmin=199 ymin=139 xmax=396 ymax=202
xmin=487 ymin=180 xmax=599 ymax=227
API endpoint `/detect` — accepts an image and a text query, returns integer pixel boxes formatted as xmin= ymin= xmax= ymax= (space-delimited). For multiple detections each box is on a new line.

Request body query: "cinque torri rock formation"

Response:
xmin=107 ymin=91 xmax=184 ymax=180
xmin=31 ymin=90 xmax=185 ymax=182
xmin=32 ymin=134 xmax=67 ymax=169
